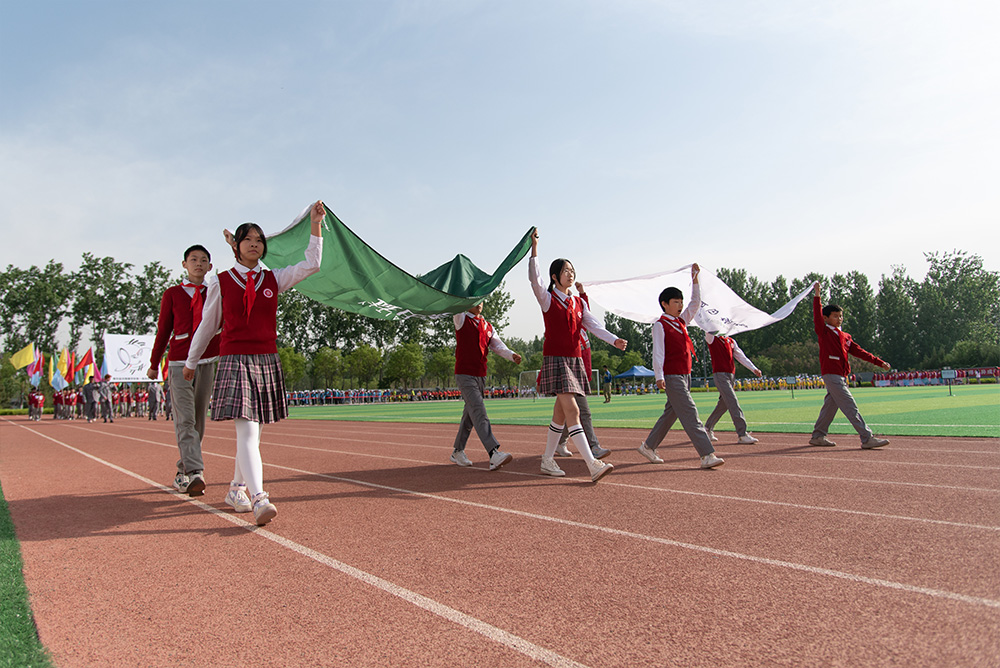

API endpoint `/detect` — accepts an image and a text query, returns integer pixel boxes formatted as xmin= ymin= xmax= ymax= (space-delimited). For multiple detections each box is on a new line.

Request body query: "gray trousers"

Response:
xmin=812 ymin=374 xmax=873 ymax=443
xmin=705 ymin=372 xmax=749 ymax=436
xmin=645 ymin=375 xmax=715 ymax=457
xmin=170 ymin=361 xmax=217 ymax=473
xmin=453 ymin=374 xmax=500 ymax=454
xmin=558 ymin=394 xmax=600 ymax=447
xmin=86 ymin=401 xmax=98 ymax=421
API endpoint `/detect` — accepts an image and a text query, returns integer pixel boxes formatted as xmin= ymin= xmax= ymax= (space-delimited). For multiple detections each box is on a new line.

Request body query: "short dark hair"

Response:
xmin=234 ymin=223 xmax=268 ymax=261
xmin=184 ymin=244 xmax=211 ymax=262
xmin=658 ymin=287 xmax=683 ymax=308
xmin=822 ymin=304 xmax=843 ymax=317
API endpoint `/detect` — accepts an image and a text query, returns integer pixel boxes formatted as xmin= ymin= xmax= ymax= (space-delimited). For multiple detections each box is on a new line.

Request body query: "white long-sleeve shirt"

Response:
xmin=528 ymin=256 xmax=619 ymax=347
xmin=704 ymin=333 xmax=760 ymax=374
xmin=651 ymin=282 xmax=701 ymax=382
xmin=185 ymin=235 xmax=323 ymax=369
xmin=453 ymin=312 xmax=518 ymax=362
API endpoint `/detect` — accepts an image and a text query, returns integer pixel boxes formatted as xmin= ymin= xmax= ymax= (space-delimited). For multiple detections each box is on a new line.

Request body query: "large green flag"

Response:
xmin=263 ymin=204 xmax=534 ymax=321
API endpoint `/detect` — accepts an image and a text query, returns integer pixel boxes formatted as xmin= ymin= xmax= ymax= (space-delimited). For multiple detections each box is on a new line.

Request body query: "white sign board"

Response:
xmin=103 ymin=333 xmax=157 ymax=383
xmin=941 ymin=369 xmax=957 ymax=380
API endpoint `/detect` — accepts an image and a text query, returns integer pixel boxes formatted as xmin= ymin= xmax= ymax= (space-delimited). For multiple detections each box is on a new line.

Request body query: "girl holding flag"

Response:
xmin=528 ymin=230 xmax=627 ymax=482
xmin=184 ymin=200 xmax=325 ymax=526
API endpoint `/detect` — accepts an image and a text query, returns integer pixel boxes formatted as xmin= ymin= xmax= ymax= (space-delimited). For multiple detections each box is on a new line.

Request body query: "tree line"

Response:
xmin=1 ymin=250 xmax=997 ymax=404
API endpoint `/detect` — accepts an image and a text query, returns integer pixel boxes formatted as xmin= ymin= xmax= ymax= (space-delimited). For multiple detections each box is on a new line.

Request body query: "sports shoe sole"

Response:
xmin=254 ymin=505 xmax=277 ymax=526
xmin=489 ymin=453 xmax=513 ymax=470
xmin=808 ymin=439 xmax=837 ymax=447
xmin=186 ymin=478 xmax=206 ymax=497
xmin=861 ymin=439 xmax=889 ymax=449
xmin=225 ymin=497 xmax=252 ymax=513
xmin=590 ymin=463 xmax=614 ymax=482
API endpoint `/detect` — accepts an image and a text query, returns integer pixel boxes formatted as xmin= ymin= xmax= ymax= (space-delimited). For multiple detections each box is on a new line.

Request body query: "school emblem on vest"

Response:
xmin=263 ymin=288 xmax=274 ymax=298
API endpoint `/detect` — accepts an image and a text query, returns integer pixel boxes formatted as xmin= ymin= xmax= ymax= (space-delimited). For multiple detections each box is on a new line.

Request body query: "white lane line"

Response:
xmin=44 ymin=423 xmax=1000 ymax=611
xmin=62 ymin=426 xmax=1000 ymax=530
xmin=14 ymin=423 xmax=591 ymax=668
xmin=728 ymin=468 xmax=1000 ymax=493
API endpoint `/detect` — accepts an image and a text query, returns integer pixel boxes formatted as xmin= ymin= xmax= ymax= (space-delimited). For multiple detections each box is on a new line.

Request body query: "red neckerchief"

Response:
xmin=182 ymin=281 xmax=206 ymax=333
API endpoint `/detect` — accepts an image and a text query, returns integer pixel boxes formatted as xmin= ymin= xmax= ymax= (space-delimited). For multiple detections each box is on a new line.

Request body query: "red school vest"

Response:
xmin=542 ymin=292 xmax=584 ymax=358
xmin=708 ymin=335 xmax=736 ymax=374
xmin=219 ymin=268 xmax=279 ymax=356
xmin=157 ymin=284 xmax=221 ymax=362
xmin=454 ymin=314 xmax=494 ymax=377
xmin=659 ymin=314 xmax=696 ymax=376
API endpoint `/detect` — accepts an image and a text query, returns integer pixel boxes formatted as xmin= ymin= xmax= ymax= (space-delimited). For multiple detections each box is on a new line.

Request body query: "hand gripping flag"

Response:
xmin=582 ymin=265 xmax=814 ymax=336
xmin=263 ymin=204 xmax=534 ymax=321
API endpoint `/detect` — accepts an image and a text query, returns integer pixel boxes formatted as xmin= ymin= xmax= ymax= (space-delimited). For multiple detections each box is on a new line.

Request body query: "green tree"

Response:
xmin=311 ymin=346 xmax=342 ymax=388
xmin=489 ymin=352 xmax=520 ymax=386
xmin=426 ymin=347 xmax=454 ymax=387
xmin=383 ymin=342 xmax=424 ymax=388
xmin=346 ymin=344 xmax=382 ymax=388
xmin=278 ymin=346 xmax=307 ymax=388
xmin=0 ymin=261 xmax=72 ymax=354
xmin=481 ymin=283 xmax=515 ymax=335
xmin=69 ymin=254 xmax=135 ymax=356
xmin=121 ymin=261 xmax=173 ymax=335
xmin=828 ymin=271 xmax=876 ymax=349
xmin=876 ymin=266 xmax=919 ymax=370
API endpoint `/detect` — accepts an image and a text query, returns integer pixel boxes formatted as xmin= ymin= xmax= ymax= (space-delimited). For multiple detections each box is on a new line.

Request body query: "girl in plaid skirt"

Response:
xmin=185 ymin=200 xmax=326 ymax=525
xmin=528 ymin=230 xmax=627 ymax=482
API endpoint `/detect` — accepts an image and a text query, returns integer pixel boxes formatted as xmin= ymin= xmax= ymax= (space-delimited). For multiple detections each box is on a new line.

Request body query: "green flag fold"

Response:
xmin=263 ymin=204 xmax=533 ymax=321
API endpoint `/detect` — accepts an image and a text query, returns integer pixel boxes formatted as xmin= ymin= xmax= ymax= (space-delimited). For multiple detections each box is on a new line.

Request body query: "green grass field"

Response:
xmin=290 ymin=384 xmax=1000 ymax=438
xmin=0 ymin=481 xmax=53 ymax=668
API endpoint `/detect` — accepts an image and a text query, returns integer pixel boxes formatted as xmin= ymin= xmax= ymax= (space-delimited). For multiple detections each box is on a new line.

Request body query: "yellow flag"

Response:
xmin=9 ymin=343 xmax=34 ymax=369
xmin=57 ymin=349 xmax=69 ymax=378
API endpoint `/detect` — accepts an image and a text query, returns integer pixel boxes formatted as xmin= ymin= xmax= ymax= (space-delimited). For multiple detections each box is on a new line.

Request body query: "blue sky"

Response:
xmin=2 ymin=1 xmax=997 ymax=341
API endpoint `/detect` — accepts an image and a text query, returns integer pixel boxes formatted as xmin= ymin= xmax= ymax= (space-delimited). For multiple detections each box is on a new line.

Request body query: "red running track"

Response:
xmin=1 ymin=416 xmax=998 ymax=667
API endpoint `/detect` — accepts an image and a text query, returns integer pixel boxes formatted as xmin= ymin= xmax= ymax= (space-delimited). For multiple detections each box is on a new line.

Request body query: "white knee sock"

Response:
xmin=568 ymin=424 xmax=595 ymax=464
xmin=544 ymin=422 xmax=564 ymax=459
xmin=234 ymin=418 xmax=264 ymax=497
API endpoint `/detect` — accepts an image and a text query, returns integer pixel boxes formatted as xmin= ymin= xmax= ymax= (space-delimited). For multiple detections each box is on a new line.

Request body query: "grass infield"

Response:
xmin=289 ymin=384 xmax=1000 ymax=438
xmin=0 ymin=481 xmax=53 ymax=668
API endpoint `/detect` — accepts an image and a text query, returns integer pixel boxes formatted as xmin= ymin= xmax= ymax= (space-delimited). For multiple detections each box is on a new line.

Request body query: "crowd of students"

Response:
xmin=285 ymin=386 xmax=519 ymax=406
xmin=26 ymin=384 xmax=168 ymax=421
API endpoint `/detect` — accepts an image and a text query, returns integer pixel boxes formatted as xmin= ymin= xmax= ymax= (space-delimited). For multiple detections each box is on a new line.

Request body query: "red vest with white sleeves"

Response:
xmin=708 ymin=335 xmax=736 ymax=374
xmin=659 ymin=314 xmax=695 ymax=375
xmin=542 ymin=293 xmax=584 ymax=358
xmin=454 ymin=314 xmax=494 ymax=377
xmin=219 ymin=268 xmax=279 ymax=356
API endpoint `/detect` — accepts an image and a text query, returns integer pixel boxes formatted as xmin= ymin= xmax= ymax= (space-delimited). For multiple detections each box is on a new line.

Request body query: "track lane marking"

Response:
xmin=27 ymin=422 xmax=1000 ymax=611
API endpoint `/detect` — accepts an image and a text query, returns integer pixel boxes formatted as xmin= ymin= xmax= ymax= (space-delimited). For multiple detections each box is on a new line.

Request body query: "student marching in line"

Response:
xmin=529 ymin=230 xmax=626 ymax=482
xmin=185 ymin=200 xmax=325 ymax=526
xmin=809 ymin=281 xmax=891 ymax=449
xmin=703 ymin=332 xmax=762 ymax=444
xmin=554 ymin=282 xmax=610 ymax=460
xmin=149 ymin=244 xmax=222 ymax=497
xmin=450 ymin=302 xmax=522 ymax=469
xmin=638 ymin=264 xmax=726 ymax=469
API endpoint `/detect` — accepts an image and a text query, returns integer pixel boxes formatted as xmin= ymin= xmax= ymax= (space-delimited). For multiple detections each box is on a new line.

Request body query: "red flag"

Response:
xmin=27 ymin=349 xmax=44 ymax=376
xmin=74 ymin=348 xmax=94 ymax=373
xmin=64 ymin=351 xmax=75 ymax=383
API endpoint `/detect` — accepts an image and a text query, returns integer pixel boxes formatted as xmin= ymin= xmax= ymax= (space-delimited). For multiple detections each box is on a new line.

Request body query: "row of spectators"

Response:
xmin=287 ymin=386 xmax=519 ymax=406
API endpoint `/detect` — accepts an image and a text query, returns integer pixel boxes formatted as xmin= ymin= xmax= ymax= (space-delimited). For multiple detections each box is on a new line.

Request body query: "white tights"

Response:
xmin=233 ymin=418 xmax=265 ymax=497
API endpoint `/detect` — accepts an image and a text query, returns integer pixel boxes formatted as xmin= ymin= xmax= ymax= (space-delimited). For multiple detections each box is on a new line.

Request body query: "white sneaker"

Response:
xmin=809 ymin=436 xmax=837 ymax=447
xmin=540 ymin=457 xmax=566 ymax=477
xmin=861 ymin=437 xmax=890 ymax=449
xmin=554 ymin=443 xmax=573 ymax=457
xmin=587 ymin=459 xmax=614 ymax=482
xmin=172 ymin=472 xmax=190 ymax=493
xmin=638 ymin=441 xmax=663 ymax=464
xmin=489 ymin=449 xmax=513 ymax=471
xmin=738 ymin=434 xmax=759 ymax=444
xmin=225 ymin=483 xmax=252 ymax=513
xmin=707 ymin=430 xmax=719 ymax=442
xmin=450 ymin=450 xmax=473 ymax=467
xmin=251 ymin=492 xmax=277 ymax=526
xmin=700 ymin=453 xmax=725 ymax=469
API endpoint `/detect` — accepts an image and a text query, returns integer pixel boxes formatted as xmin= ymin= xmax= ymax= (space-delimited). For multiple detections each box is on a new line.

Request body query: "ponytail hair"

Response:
xmin=548 ymin=258 xmax=572 ymax=292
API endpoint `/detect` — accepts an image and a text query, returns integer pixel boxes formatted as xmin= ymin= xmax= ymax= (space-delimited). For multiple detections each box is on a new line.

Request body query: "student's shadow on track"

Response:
xmin=7 ymin=487 xmax=249 ymax=541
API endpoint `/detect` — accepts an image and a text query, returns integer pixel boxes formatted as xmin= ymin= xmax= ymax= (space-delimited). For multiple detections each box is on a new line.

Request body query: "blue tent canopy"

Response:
xmin=614 ymin=365 xmax=655 ymax=380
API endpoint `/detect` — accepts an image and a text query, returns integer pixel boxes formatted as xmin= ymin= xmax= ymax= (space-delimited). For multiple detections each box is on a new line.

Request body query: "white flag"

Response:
xmin=583 ymin=265 xmax=813 ymax=336
xmin=102 ymin=333 xmax=158 ymax=383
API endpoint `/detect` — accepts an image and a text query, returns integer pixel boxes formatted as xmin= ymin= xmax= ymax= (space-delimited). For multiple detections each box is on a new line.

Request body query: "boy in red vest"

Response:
xmin=450 ymin=302 xmax=521 ymax=469
xmin=704 ymin=332 xmax=762 ymax=444
xmin=149 ymin=244 xmax=221 ymax=496
xmin=809 ymin=282 xmax=891 ymax=448
xmin=638 ymin=264 xmax=725 ymax=469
